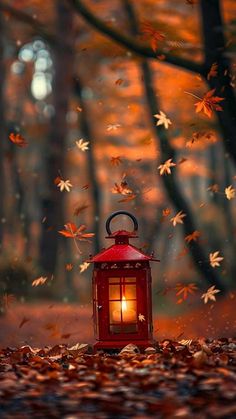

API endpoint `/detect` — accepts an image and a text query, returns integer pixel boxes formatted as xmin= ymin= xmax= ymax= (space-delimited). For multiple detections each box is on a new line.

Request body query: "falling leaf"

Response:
xmin=32 ymin=276 xmax=48 ymax=287
xmin=175 ymin=283 xmax=198 ymax=303
xmin=107 ymin=124 xmax=121 ymax=131
xmin=162 ymin=208 xmax=171 ymax=217
xmin=9 ymin=133 xmax=28 ymax=147
xmin=201 ymin=285 xmax=220 ymax=304
xmin=138 ymin=134 xmax=152 ymax=145
xmin=76 ymin=138 xmax=89 ymax=151
xmin=79 ymin=262 xmax=90 ymax=273
xmin=207 ymin=62 xmax=218 ymax=80
xmin=141 ymin=21 xmax=165 ymax=52
xmin=59 ymin=223 xmax=94 ymax=241
xmin=170 ymin=211 xmax=186 ymax=226
xmin=76 ymin=106 xmax=82 ymax=112
xmin=194 ymin=89 xmax=224 ymax=118
xmin=138 ymin=313 xmax=146 ymax=322
xmin=154 ymin=111 xmax=172 ymax=129
xmin=185 ymin=230 xmax=201 ymax=243
xmin=207 ymin=184 xmax=219 ymax=193
xmin=225 ymin=185 xmax=235 ymax=200
xmin=73 ymin=203 xmax=89 ymax=216
xmin=19 ymin=317 xmax=30 ymax=328
xmin=65 ymin=263 xmax=73 ymax=271
xmin=115 ymin=78 xmax=124 ymax=85
xmin=112 ymin=177 xmax=133 ymax=196
xmin=158 ymin=158 xmax=176 ymax=175
xmin=209 ymin=251 xmax=224 ymax=267
xmin=57 ymin=179 xmax=73 ymax=192
xmin=110 ymin=156 xmax=122 ymax=166
xmin=54 ymin=176 xmax=62 ymax=185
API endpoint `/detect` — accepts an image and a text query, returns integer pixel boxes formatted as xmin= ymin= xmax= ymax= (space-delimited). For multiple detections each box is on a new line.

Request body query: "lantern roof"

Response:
xmin=89 ymin=229 xmax=159 ymax=263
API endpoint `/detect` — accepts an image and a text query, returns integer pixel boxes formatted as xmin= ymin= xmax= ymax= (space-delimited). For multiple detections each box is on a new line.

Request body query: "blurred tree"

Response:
xmin=40 ymin=1 xmax=73 ymax=276
xmin=74 ymin=77 xmax=101 ymax=253
xmin=201 ymin=0 xmax=236 ymax=164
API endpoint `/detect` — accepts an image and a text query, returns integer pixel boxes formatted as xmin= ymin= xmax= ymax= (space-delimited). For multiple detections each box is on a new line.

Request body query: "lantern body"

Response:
xmin=90 ymin=214 xmax=159 ymax=351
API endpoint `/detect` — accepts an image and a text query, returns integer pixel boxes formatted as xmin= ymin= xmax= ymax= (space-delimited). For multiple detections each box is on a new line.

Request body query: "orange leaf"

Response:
xmin=195 ymin=89 xmax=224 ymax=118
xmin=9 ymin=133 xmax=27 ymax=147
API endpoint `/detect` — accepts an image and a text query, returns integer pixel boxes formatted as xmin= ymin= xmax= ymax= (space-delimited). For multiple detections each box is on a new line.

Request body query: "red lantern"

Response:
xmin=90 ymin=211 xmax=159 ymax=351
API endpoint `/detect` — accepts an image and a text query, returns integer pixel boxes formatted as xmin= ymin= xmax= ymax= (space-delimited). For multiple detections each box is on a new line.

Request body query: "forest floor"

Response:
xmin=0 ymin=300 xmax=236 ymax=418
xmin=0 ymin=339 xmax=236 ymax=418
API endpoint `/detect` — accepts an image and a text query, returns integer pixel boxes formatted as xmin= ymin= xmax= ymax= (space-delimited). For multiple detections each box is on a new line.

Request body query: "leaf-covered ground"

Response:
xmin=0 ymin=339 xmax=236 ymax=418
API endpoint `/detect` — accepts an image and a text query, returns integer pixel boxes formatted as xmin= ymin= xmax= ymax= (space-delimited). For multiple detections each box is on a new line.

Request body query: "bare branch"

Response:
xmin=70 ymin=0 xmax=204 ymax=75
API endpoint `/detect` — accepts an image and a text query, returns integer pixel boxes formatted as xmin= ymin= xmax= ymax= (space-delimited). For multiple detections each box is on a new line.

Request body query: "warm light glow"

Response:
xmin=121 ymin=295 xmax=127 ymax=311
xmin=111 ymin=295 xmax=136 ymax=323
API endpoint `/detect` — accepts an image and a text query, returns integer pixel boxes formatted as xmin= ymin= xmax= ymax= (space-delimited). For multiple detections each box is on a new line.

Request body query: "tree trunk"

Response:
xmin=40 ymin=1 xmax=73 ymax=275
xmin=122 ymin=0 xmax=226 ymax=292
xmin=200 ymin=0 xmax=236 ymax=165
xmin=74 ymin=77 xmax=101 ymax=254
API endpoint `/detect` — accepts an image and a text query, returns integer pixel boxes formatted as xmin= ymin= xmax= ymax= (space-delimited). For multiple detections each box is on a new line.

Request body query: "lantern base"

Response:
xmin=94 ymin=339 xmax=156 ymax=352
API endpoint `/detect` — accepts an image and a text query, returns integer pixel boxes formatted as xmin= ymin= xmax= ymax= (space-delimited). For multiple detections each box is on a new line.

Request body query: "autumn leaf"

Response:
xmin=162 ymin=208 xmax=171 ymax=217
xmin=76 ymin=138 xmax=89 ymax=151
xmin=32 ymin=276 xmax=48 ymax=287
xmin=65 ymin=263 xmax=73 ymax=271
xmin=57 ymin=179 xmax=73 ymax=192
xmin=54 ymin=176 xmax=62 ymax=186
xmin=158 ymin=158 xmax=176 ymax=175
xmin=141 ymin=21 xmax=165 ymax=52
xmin=138 ymin=134 xmax=152 ymax=145
xmin=154 ymin=111 xmax=172 ymax=129
xmin=9 ymin=133 xmax=28 ymax=147
xmin=73 ymin=203 xmax=89 ymax=216
xmin=185 ymin=230 xmax=201 ymax=243
xmin=170 ymin=210 xmax=186 ymax=226
xmin=112 ymin=177 xmax=133 ymax=196
xmin=59 ymin=223 xmax=94 ymax=242
xmin=115 ymin=78 xmax=124 ymax=85
xmin=175 ymin=283 xmax=198 ymax=303
xmin=209 ymin=251 xmax=224 ymax=267
xmin=207 ymin=184 xmax=219 ymax=193
xmin=201 ymin=285 xmax=220 ymax=304
xmin=138 ymin=313 xmax=145 ymax=322
xmin=207 ymin=62 xmax=218 ymax=80
xmin=19 ymin=317 xmax=30 ymax=328
xmin=110 ymin=156 xmax=122 ymax=166
xmin=79 ymin=262 xmax=90 ymax=273
xmin=193 ymin=89 xmax=224 ymax=118
xmin=225 ymin=185 xmax=235 ymax=200
xmin=68 ymin=343 xmax=89 ymax=356
xmin=179 ymin=339 xmax=193 ymax=346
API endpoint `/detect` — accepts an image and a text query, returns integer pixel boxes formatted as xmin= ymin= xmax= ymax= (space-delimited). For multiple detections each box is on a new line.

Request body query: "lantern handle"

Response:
xmin=106 ymin=211 xmax=138 ymax=235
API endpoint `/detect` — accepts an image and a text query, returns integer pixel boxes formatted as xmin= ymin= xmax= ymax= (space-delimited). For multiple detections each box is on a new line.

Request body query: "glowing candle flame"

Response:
xmin=121 ymin=295 xmax=127 ymax=312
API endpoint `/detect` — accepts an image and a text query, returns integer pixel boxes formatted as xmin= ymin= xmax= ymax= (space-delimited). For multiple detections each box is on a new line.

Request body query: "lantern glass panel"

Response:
xmin=124 ymin=277 xmax=136 ymax=283
xmin=123 ymin=284 xmax=136 ymax=299
xmin=109 ymin=285 xmax=120 ymax=300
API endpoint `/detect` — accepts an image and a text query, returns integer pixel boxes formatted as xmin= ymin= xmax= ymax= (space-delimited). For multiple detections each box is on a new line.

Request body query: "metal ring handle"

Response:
xmin=106 ymin=211 xmax=138 ymax=235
